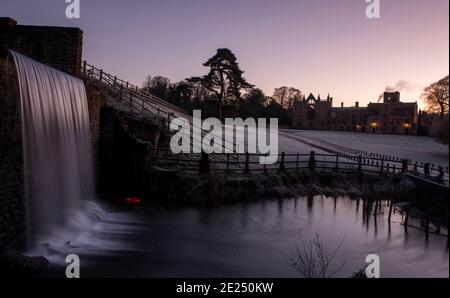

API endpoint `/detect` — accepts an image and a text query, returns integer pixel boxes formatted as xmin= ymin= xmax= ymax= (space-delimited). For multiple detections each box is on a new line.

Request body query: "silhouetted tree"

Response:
xmin=238 ymin=88 xmax=267 ymax=119
xmin=421 ymin=75 xmax=449 ymax=119
xmin=142 ymin=75 xmax=171 ymax=100
xmin=168 ymin=81 xmax=193 ymax=106
xmin=189 ymin=81 xmax=215 ymax=103
xmin=265 ymin=98 xmax=291 ymax=126
xmin=187 ymin=48 xmax=254 ymax=120
xmin=273 ymin=87 xmax=302 ymax=110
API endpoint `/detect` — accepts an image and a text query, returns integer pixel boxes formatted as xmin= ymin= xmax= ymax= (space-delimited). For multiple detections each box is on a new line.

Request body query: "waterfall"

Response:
xmin=11 ymin=51 xmax=95 ymax=246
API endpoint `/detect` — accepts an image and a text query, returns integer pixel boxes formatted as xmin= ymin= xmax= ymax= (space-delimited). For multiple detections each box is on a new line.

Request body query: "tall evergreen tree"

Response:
xmin=187 ymin=48 xmax=254 ymax=120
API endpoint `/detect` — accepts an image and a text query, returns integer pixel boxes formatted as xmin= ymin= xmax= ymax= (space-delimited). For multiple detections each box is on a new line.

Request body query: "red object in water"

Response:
xmin=125 ymin=197 xmax=142 ymax=204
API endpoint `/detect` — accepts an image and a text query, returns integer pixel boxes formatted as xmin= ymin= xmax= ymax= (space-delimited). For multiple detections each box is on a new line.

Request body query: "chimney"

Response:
xmin=355 ymin=101 xmax=359 ymax=108
xmin=341 ymin=102 xmax=344 ymax=108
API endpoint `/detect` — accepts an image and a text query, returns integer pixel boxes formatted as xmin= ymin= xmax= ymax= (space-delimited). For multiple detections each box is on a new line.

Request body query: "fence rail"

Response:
xmin=150 ymin=148 xmax=449 ymax=184
xmin=80 ymin=62 xmax=448 ymax=185
xmin=279 ymin=131 xmax=449 ymax=181
xmin=80 ymin=61 xmax=236 ymax=152
xmin=81 ymin=61 xmax=188 ymax=122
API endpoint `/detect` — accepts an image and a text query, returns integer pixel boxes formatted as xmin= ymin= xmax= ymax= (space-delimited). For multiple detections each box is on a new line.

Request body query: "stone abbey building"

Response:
xmin=292 ymin=91 xmax=418 ymax=135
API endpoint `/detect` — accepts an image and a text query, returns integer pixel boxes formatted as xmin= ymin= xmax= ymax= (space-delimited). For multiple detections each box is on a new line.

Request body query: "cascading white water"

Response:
xmin=11 ymin=51 xmax=95 ymax=246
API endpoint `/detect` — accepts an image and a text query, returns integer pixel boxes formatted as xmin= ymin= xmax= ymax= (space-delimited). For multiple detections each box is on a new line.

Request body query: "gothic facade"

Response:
xmin=292 ymin=92 xmax=418 ymax=135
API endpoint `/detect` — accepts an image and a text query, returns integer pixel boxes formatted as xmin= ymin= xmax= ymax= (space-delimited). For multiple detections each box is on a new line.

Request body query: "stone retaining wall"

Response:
xmin=0 ymin=17 xmax=83 ymax=76
xmin=0 ymin=58 xmax=25 ymax=248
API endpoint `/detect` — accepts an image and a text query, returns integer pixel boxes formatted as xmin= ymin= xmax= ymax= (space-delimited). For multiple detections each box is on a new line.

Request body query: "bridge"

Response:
xmin=81 ymin=61 xmax=236 ymax=152
xmin=80 ymin=61 xmax=449 ymax=189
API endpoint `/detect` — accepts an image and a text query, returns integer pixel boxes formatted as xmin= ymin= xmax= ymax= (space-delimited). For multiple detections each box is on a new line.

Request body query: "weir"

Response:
xmin=11 ymin=51 xmax=95 ymax=246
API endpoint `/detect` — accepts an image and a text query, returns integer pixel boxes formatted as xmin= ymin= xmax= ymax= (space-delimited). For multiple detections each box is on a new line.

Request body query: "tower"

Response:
xmin=383 ymin=91 xmax=400 ymax=103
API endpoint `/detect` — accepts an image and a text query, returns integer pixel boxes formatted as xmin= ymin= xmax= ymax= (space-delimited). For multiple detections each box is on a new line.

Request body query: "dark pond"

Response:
xmin=33 ymin=196 xmax=448 ymax=278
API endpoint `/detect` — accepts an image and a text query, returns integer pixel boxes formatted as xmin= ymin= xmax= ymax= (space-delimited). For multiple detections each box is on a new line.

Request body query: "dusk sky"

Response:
xmin=2 ymin=0 xmax=449 ymax=108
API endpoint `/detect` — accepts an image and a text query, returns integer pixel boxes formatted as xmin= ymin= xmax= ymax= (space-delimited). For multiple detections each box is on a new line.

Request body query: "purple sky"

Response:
xmin=2 ymin=0 xmax=449 ymax=108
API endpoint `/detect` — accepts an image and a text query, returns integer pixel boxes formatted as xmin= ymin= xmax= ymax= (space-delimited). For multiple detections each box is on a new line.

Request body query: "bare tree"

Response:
xmin=421 ymin=75 xmax=449 ymax=119
xmin=288 ymin=233 xmax=346 ymax=278
xmin=142 ymin=75 xmax=171 ymax=99
xmin=273 ymin=87 xmax=302 ymax=110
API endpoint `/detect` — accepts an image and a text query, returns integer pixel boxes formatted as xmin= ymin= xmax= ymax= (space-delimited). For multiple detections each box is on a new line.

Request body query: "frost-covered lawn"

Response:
xmin=280 ymin=129 xmax=449 ymax=167
xmin=278 ymin=132 xmax=328 ymax=154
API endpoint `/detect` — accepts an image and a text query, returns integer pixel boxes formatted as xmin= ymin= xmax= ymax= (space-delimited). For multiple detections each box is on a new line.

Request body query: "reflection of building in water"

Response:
xmin=292 ymin=91 xmax=418 ymax=135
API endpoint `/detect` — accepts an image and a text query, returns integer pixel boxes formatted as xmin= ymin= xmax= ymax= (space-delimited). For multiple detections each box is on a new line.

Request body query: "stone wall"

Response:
xmin=83 ymin=82 xmax=165 ymax=201
xmin=0 ymin=17 xmax=83 ymax=77
xmin=0 ymin=18 xmax=169 ymax=249
xmin=0 ymin=58 xmax=25 ymax=249
xmin=0 ymin=17 xmax=84 ymax=248
xmin=0 ymin=63 xmax=109 ymax=249
xmin=84 ymin=81 xmax=108 ymax=163
xmin=97 ymin=108 xmax=152 ymax=200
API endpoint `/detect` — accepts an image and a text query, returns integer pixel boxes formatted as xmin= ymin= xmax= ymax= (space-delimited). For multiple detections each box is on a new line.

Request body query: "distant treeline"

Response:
xmin=140 ymin=77 xmax=295 ymax=125
xmin=140 ymin=48 xmax=449 ymax=135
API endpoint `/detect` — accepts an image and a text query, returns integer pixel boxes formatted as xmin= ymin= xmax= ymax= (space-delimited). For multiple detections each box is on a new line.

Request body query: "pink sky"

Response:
xmin=4 ymin=0 xmax=449 ymax=109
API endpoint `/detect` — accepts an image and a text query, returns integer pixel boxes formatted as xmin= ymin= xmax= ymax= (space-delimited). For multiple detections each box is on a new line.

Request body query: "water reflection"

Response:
xmin=39 ymin=196 xmax=449 ymax=278
xmin=307 ymin=195 xmax=313 ymax=213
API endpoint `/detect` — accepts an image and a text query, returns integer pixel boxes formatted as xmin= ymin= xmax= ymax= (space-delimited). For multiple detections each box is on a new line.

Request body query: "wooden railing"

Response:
xmin=80 ymin=62 xmax=448 ymax=184
xmin=312 ymin=139 xmax=448 ymax=171
xmin=81 ymin=61 xmax=188 ymax=122
xmin=150 ymin=148 xmax=449 ymax=184
xmin=80 ymin=61 xmax=235 ymax=152
xmin=279 ymin=131 xmax=449 ymax=181
xmin=330 ymin=146 xmax=448 ymax=180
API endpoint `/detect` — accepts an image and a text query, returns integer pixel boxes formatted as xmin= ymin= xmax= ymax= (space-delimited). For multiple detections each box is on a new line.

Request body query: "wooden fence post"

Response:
xmin=279 ymin=152 xmax=285 ymax=171
xmin=424 ymin=163 xmax=430 ymax=176
xmin=308 ymin=151 xmax=315 ymax=172
xmin=438 ymin=166 xmax=444 ymax=179
xmin=244 ymin=152 xmax=250 ymax=174
xmin=381 ymin=158 xmax=384 ymax=174
xmin=199 ymin=152 xmax=210 ymax=174
xmin=401 ymin=159 xmax=408 ymax=173
xmin=226 ymin=154 xmax=230 ymax=171
xmin=358 ymin=155 xmax=362 ymax=173
xmin=335 ymin=154 xmax=339 ymax=171
xmin=296 ymin=153 xmax=299 ymax=171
